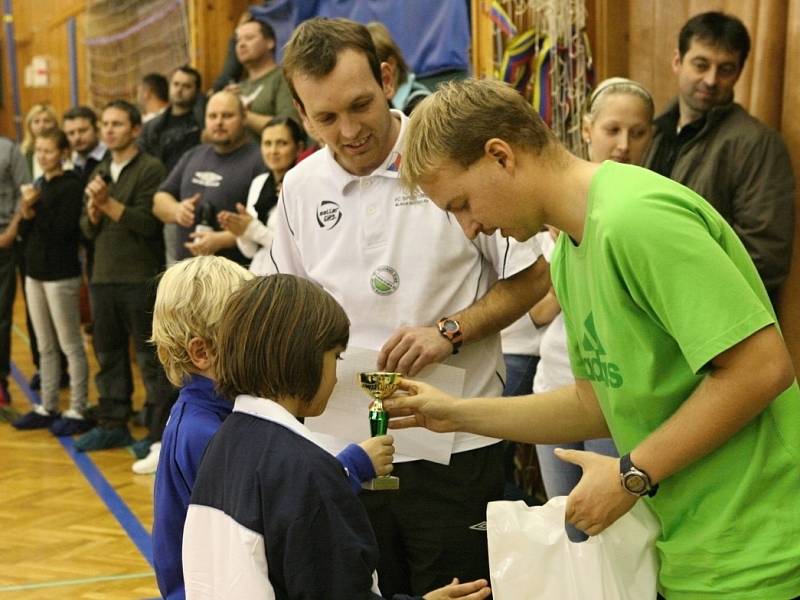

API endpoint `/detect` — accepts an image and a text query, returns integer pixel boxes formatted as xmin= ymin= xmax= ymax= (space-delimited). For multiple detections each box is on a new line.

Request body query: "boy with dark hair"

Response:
xmin=153 ymin=259 xmax=395 ymax=599
xmin=183 ymin=274 xmax=490 ymax=600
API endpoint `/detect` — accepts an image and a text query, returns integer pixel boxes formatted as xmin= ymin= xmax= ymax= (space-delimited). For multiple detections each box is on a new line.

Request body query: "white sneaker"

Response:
xmin=132 ymin=442 xmax=161 ymax=475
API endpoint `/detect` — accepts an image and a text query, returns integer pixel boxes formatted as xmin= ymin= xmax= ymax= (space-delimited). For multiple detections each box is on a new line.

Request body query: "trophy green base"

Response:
xmin=362 ymin=475 xmax=400 ymax=491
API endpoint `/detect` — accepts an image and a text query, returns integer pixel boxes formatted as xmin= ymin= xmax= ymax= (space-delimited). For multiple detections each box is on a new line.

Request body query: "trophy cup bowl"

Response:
xmin=358 ymin=371 xmax=401 ymax=490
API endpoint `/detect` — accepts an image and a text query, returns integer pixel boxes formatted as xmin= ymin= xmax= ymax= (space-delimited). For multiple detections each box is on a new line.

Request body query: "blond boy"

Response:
xmin=150 ymin=256 xmax=395 ymax=600
xmin=150 ymin=256 xmax=253 ymax=600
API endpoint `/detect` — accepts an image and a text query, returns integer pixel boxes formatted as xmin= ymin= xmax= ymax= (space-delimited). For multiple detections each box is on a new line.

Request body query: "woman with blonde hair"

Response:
xmin=22 ymin=104 xmax=59 ymax=179
xmin=581 ymin=77 xmax=655 ymax=164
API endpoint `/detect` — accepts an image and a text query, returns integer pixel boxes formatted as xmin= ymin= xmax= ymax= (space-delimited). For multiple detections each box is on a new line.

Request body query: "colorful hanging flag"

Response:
xmin=489 ymin=1 xmax=517 ymax=37
xmin=531 ymin=36 xmax=554 ymax=124
xmin=499 ymin=30 xmax=538 ymax=94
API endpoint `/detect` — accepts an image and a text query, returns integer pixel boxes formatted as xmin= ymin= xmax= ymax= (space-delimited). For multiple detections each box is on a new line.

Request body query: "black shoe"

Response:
xmin=13 ymin=407 xmax=59 ymax=430
xmin=29 ymin=372 xmax=41 ymax=391
xmin=50 ymin=411 xmax=95 ymax=437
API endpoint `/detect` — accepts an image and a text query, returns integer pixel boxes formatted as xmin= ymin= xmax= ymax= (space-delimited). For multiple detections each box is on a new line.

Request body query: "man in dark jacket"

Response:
xmin=76 ymin=100 xmax=173 ymax=452
xmin=644 ymin=11 xmax=795 ymax=305
xmin=140 ymin=65 xmax=205 ymax=267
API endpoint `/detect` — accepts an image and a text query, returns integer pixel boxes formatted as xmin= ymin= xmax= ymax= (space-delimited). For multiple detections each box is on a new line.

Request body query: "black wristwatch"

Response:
xmin=619 ymin=454 xmax=659 ymax=497
xmin=436 ymin=317 xmax=463 ymax=355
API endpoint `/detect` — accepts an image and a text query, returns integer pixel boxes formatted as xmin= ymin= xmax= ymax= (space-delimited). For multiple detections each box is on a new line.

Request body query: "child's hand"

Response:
xmin=358 ymin=434 xmax=395 ymax=477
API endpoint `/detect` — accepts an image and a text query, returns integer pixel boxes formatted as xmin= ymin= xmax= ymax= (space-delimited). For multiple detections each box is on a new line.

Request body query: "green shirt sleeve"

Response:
xmin=606 ymin=189 xmax=774 ymax=373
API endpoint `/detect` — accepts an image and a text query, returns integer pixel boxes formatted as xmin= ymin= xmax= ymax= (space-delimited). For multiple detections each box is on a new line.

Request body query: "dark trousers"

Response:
xmin=361 ymin=442 xmax=504 ymax=597
xmin=90 ymin=282 xmax=173 ymax=428
xmin=0 ymin=245 xmax=15 ymax=386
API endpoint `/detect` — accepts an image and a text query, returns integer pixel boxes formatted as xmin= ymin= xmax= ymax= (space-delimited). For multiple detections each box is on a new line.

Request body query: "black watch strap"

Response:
xmin=436 ymin=317 xmax=463 ymax=355
xmin=620 ymin=453 xmax=659 ymax=497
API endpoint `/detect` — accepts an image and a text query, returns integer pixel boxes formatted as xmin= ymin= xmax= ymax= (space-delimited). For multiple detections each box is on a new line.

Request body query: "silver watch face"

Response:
xmin=442 ymin=319 xmax=459 ymax=333
xmin=623 ymin=473 xmax=647 ymax=494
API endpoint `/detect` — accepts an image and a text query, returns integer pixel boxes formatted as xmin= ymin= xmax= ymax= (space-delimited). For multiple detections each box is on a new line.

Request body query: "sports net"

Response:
xmin=86 ymin=0 xmax=190 ymax=108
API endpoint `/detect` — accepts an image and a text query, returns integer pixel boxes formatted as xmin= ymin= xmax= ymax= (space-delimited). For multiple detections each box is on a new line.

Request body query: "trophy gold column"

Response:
xmin=358 ymin=371 xmax=400 ymax=490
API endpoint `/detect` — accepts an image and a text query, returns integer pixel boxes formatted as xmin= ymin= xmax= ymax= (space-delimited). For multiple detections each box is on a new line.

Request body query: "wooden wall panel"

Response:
xmin=745 ymin=1 xmax=788 ymax=129
xmin=586 ymin=0 xmax=629 ymax=83
xmin=190 ymin=0 xmax=250 ymax=92
xmin=0 ymin=0 xmax=84 ymax=139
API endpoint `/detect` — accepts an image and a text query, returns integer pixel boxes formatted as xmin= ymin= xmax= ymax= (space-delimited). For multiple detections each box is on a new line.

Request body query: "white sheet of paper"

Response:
xmin=306 ymin=347 xmax=463 ymax=465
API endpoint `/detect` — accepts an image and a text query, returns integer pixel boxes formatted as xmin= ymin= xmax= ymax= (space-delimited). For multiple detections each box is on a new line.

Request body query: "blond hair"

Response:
xmin=22 ymin=104 xmax=59 ymax=154
xmin=401 ymin=78 xmax=558 ymax=190
xmin=366 ymin=21 xmax=408 ymax=87
xmin=586 ymin=77 xmax=654 ymax=122
xmin=151 ymin=256 xmax=253 ymax=387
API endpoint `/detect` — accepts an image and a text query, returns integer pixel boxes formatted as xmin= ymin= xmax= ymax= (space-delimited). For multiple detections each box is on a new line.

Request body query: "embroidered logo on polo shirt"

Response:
xmin=394 ymin=190 xmax=429 ymax=207
xmin=580 ymin=312 xmax=623 ymax=388
xmin=191 ymin=171 xmax=223 ymax=187
xmin=370 ymin=265 xmax=399 ymax=295
xmin=316 ymin=200 xmax=342 ymax=230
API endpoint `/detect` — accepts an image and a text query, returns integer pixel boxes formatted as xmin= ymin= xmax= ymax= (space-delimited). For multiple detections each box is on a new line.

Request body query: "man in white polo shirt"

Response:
xmin=269 ymin=18 xmax=549 ymax=597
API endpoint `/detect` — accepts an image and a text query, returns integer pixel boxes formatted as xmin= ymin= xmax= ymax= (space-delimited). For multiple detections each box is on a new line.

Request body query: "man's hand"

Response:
xmin=218 ymin=202 xmax=253 ymax=237
xmin=378 ymin=326 xmax=453 ymax=376
xmin=384 ymin=379 xmax=461 ymax=433
xmin=174 ymin=193 xmax=201 ymax=228
xmin=86 ymin=198 xmax=102 ymax=225
xmin=556 ymin=449 xmax=638 ymax=537
xmin=86 ymin=175 xmax=110 ymax=206
xmin=185 ymin=229 xmax=226 ymax=256
xmin=423 ymin=578 xmax=491 ymax=600
xmin=357 ymin=434 xmax=395 ymax=477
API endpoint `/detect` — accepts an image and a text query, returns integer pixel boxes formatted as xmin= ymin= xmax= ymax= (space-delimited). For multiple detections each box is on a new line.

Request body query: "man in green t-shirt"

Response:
xmin=227 ymin=17 xmax=298 ymax=142
xmin=385 ymin=78 xmax=800 ymax=600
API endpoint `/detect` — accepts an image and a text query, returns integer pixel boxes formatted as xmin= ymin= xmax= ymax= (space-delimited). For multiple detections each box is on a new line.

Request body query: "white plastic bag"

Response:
xmin=487 ymin=496 xmax=660 ymax=600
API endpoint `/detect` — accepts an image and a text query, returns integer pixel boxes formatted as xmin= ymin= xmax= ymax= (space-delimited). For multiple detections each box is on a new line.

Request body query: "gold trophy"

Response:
xmin=358 ymin=371 xmax=401 ymax=491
